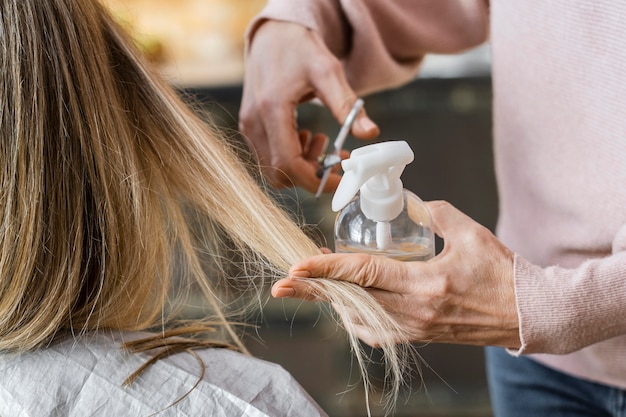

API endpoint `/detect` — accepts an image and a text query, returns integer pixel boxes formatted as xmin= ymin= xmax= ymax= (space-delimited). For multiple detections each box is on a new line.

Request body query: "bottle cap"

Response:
xmin=332 ymin=141 xmax=414 ymax=222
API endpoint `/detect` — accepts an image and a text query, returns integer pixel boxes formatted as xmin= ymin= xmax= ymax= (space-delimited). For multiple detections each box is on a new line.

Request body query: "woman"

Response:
xmin=240 ymin=1 xmax=626 ymax=416
xmin=0 ymin=0 xmax=410 ymax=415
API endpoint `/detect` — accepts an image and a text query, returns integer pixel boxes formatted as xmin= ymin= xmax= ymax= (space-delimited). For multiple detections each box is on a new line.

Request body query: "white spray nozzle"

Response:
xmin=332 ymin=141 xmax=414 ymax=223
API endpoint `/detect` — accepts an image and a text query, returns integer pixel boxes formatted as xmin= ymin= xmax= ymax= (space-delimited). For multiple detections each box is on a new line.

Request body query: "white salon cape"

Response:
xmin=0 ymin=331 xmax=328 ymax=416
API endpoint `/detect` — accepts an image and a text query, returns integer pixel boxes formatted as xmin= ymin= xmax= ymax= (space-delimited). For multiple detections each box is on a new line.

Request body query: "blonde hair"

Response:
xmin=0 ymin=0 xmax=412 ymax=412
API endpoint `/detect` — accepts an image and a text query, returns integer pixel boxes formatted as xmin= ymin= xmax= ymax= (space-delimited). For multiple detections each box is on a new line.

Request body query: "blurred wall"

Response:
xmin=101 ymin=0 xmax=265 ymax=86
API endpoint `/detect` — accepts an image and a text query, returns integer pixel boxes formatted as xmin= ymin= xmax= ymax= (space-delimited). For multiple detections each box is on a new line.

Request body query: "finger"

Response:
xmin=338 ymin=149 xmax=350 ymax=160
xmin=331 ymin=302 xmax=363 ymax=326
xmin=239 ymin=88 xmax=272 ymax=166
xmin=309 ymin=147 xmax=349 ymax=193
xmin=303 ymin=36 xmax=380 ymax=141
xmin=271 ymin=281 xmax=405 ymax=346
xmin=259 ymin=125 xmax=326 ymax=191
xmin=289 ymin=253 xmax=414 ymax=293
xmin=352 ymin=108 xmax=380 ymax=140
xmin=271 ymin=278 xmax=324 ymax=302
xmin=311 ymin=78 xmax=379 ymax=140
xmin=339 ymin=321 xmax=404 ymax=348
xmin=259 ymin=102 xmax=335 ymax=191
xmin=326 ymin=99 xmax=380 ymax=141
xmin=298 ymin=130 xmax=312 ymax=155
xmin=242 ymin=46 xmax=314 ymax=188
xmin=349 ymin=324 xmax=384 ymax=348
xmin=318 ymin=171 xmax=343 ymax=193
xmin=331 ymin=306 xmax=392 ymax=348
xmin=239 ymin=88 xmax=299 ymax=189
xmin=304 ymin=133 xmax=327 ymax=161
xmin=286 ymin=157 xmax=341 ymax=193
xmin=425 ymin=200 xmax=481 ymax=239
xmin=322 ymin=152 xmax=349 ymax=192
xmin=330 ymin=149 xmax=350 ymax=174
xmin=262 ymin=105 xmax=304 ymax=186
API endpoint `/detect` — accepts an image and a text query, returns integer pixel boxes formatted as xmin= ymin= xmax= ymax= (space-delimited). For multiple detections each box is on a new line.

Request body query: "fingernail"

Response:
xmin=289 ymin=269 xmax=312 ymax=278
xmin=273 ymin=286 xmax=296 ymax=298
xmin=357 ymin=117 xmax=377 ymax=133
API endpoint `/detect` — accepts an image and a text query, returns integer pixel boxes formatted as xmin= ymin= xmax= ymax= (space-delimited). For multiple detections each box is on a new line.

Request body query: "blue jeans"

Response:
xmin=486 ymin=347 xmax=626 ymax=417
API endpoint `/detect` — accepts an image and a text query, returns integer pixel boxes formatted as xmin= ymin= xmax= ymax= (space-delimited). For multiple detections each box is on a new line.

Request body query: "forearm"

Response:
xmin=247 ymin=0 xmax=490 ymax=95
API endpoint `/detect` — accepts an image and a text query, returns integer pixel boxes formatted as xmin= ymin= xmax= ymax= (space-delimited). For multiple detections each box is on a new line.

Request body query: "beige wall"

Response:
xmin=101 ymin=0 xmax=266 ymax=86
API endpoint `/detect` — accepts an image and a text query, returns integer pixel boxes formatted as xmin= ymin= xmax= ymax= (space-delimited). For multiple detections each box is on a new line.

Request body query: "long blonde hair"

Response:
xmin=0 ymin=0 xmax=411 ymax=411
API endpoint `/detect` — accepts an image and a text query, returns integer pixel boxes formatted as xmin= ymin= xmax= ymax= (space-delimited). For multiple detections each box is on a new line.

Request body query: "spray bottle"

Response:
xmin=332 ymin=141 xmax=435 ymax=261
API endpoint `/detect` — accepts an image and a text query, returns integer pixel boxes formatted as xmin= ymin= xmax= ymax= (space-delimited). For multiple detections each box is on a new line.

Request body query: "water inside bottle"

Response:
xmin=335 ymin=238 xmax=434 ymax=261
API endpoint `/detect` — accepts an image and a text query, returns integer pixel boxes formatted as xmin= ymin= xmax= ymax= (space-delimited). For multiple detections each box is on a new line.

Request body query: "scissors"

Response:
xmin=315 ymin=98 xmax=364 ymax=198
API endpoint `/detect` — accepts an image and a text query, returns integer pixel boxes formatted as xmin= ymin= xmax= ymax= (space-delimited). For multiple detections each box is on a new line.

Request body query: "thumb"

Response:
xmin=319 ymin=92 xmax=379 ymax=140
xmin=306 ymin=36 xmax=379 ymax=140
xmin=287 ymin=253 xmax=413 ymax=293
xmin=426 ymin=200 xmax=480 ymax=240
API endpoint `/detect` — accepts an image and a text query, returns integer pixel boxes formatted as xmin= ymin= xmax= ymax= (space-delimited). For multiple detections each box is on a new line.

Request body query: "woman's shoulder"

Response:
xmin=0 ymin=331 xmax=327 ymax=416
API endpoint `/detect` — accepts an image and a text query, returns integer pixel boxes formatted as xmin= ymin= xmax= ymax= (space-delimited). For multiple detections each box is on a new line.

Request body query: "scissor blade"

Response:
xmin=314 ymin=98 xmax=364 ymax=198
xmin=315 ymin=165 xmax=332 ymax=198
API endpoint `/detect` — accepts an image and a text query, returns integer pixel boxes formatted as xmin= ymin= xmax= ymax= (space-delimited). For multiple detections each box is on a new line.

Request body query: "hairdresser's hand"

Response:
xmin=272 ymin=200 xmax=521 ymax=349
xmin=239 ymin=20 xmax=379 ymax=193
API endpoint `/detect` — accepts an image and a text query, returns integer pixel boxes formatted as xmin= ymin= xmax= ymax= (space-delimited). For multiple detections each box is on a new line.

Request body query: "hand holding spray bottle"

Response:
xmin=332 ymin=140 xmax=435 ymax=261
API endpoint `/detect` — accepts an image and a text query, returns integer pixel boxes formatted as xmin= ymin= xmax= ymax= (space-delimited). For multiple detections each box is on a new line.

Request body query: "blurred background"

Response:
xmin=102 ymin=1 xmax=497 ymax=416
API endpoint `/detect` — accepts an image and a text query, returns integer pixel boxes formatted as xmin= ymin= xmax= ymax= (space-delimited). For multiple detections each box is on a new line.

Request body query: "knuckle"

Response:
xmin=414 ymin=275 xmax=452 ymax=330
xmin=410 ymin=306 xmax=443 ymax=336
xmin=237 ymin=110 xmax=254 ymax=136
xmin=352 ymin=255 xmax=381 ymax=288
xmin=434 ymin=199 xmax=452 ymax=209
xmin=262 ymin=167 xmax=287 ymax=188
xmin=269 ymin=154 xmax=289 ymax=171
xmin=311 ymin=55 xmax=342 ymax=79
xmin=431 ymin=272 xmax=453 ymax=298
xmin=355 ymin=329 xmax=382 ymax=349
xmin=256 ymin=94 xmax=278 ymax=113
xmin=428 ymin=199 xmax=452 ymax=213
xmin=475 ymin=224 xmax=494 ymax=244
xmin=366 ymin=339 xmax=382 ymax=349
xmin=416 ymin=308 xmax=440 ymax=330
xmin=461 ymin=222 xmax=492 ymax=247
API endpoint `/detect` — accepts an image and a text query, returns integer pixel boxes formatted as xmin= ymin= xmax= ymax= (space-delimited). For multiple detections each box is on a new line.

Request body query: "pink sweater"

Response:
xmin=249 ymin=0 xmax=626 ymax=389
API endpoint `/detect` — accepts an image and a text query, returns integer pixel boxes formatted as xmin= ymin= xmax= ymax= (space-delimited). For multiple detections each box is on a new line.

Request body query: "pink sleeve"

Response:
xmin=246 ymin=0 xmax=490 ymax=95
xmin=512 ymin=224 xmax=626 ymax=355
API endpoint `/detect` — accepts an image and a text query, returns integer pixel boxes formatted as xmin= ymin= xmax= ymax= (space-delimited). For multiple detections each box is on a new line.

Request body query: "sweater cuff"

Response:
xmin=509 ymin=253 xmax=626 ymax=356
xmin=245 ymin=0 xmax=348 ymax=57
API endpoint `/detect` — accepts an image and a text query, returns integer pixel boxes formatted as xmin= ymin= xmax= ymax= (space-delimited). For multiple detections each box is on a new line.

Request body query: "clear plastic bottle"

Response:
xmin=332 ymin=141 xmax=435 ymax=261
